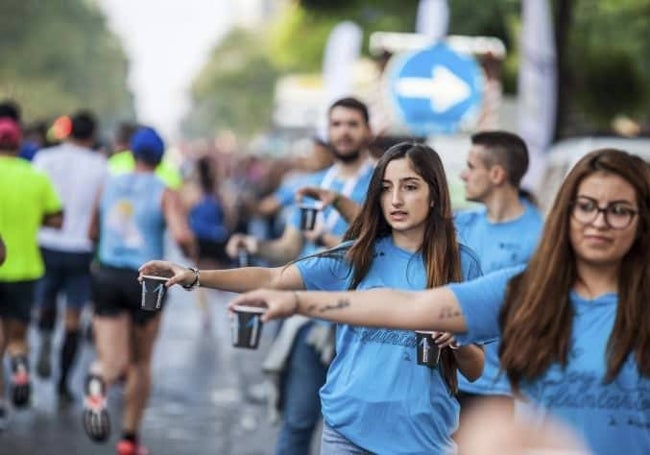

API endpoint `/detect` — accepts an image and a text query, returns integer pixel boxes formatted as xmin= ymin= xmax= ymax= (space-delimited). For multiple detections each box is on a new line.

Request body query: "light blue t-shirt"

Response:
xmin=450 ymin=268 xmax=650 ymax=455
xmin=454 ymin=200 xmax=543 ymax=395
xmin=297 ymin=237 xmax=482 ymax=454
xmin=98 ymin=173 xmax=166 ymax=270
xmin=289 ymin=162 xmax=374 ymax=258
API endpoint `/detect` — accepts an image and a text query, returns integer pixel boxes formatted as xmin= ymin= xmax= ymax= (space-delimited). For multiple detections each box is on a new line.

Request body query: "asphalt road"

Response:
xmin=1 ymin=285 xmax=320 ymax=455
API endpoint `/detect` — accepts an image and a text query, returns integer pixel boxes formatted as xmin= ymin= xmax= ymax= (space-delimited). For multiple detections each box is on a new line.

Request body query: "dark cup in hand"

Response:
xmin=415 ymin=331 xmax=441 ymax=367
xmin=231 ymin=305 xmax=265 ymax=349
xmin=140 ymin=275 xmax=168 ymax=311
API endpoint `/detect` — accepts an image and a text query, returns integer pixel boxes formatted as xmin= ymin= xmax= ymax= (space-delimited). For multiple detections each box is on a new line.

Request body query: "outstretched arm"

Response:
xmin=229 ymin=287 xmax=468 ymax=333
xmin=139 ymin=260 xmax=304 ymax=293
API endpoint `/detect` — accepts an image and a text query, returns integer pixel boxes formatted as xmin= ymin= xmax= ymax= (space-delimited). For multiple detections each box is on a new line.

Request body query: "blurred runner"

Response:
xmin=82 ymin=126 xmax=195 ymax=455
xmin=32 ymin=110 xmax=108 ymax=405
xmin=0 ymin=117 xmax=63 ymax=428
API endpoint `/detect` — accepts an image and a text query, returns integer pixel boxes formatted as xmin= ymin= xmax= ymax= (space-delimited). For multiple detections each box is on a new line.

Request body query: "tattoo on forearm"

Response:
xmin=438 ymin=306 xmax=461 ymax=320
xmin=309 ymin=298 xmax=350 ymax=314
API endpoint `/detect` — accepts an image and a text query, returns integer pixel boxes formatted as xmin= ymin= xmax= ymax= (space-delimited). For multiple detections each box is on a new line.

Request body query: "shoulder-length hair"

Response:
xmin=499 ymin=148 xmax=650 ymax=391
xmin=344 ymin=142 xmax=464 ymax=392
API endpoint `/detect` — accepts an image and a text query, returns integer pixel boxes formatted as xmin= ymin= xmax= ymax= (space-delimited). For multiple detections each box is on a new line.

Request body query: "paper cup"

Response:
xmin=140 ymin=275 xmax=168 ymax=311
xmin=231 ymin=305 xmax=265 ymax=349
xmin=415 ymin=331 xmax=441 ymax=367
xmin=299 ymin=204 xmax=319 ymax=231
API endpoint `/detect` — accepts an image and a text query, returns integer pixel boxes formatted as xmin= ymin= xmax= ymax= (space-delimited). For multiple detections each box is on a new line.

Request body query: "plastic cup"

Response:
xmin=415 ymin=331 xmax=441 ymax=367
xmin=231 ymin=305 xmax=265 ymax=349
xmin=140 ymin=275 xmax=168 ymax=311
xmin=299 ymin=204 xmax=320 ymax=231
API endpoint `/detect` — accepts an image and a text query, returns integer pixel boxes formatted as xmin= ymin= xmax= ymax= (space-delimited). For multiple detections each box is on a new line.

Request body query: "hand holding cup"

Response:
xmin=415 ymin=331 xmax=441 ymax=367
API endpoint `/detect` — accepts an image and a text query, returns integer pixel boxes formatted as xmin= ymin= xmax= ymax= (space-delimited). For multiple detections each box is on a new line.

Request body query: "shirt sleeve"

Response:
xmin=449 ymin=265 xmax=525 ymax=344
xmin=295 ymin=252 xmax=352 ymax=291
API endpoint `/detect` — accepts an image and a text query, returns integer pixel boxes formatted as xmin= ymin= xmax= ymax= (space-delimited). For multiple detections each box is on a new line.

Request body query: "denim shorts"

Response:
xmin=36 ymin=247 xmax=94 ymax=310
xmin=320 ymin=422 xmax=372 ymax=455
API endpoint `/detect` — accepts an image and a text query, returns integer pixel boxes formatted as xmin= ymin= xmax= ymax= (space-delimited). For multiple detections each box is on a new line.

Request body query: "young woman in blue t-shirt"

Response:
xmin=140 ymin=142 xmax=485 ymax=454
xmin=233 ymin=148 xmax=650 ymax=455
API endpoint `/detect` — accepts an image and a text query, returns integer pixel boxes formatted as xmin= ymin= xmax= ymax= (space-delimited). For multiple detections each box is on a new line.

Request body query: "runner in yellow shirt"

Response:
xmin=0 ymin=118 xmax=63 ymax=426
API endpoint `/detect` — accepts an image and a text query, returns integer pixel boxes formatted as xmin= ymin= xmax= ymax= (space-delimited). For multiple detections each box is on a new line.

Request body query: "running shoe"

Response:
xmin=10 ymin=356 xmax=31 ymax=408
xmin=116 ymin=439 xmax=150 ymax=455
xmin=82 ymin=374 xmax=110 ymax=442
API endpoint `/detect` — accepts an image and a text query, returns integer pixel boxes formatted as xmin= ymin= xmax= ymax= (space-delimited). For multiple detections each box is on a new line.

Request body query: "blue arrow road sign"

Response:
xmin=386 ymin=42 xmax=484 ymax=135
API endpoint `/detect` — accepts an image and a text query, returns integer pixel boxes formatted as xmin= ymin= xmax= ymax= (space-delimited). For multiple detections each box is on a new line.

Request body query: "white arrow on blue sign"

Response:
xmin=386 ymin=42 xmax=484 ymax=135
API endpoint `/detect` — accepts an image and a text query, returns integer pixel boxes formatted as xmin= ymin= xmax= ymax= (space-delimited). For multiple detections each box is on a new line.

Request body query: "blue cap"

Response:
xmin=131 ymin=126 xmax=164 ymax=164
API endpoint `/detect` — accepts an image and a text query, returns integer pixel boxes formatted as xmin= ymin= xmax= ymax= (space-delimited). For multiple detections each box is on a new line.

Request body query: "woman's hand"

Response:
xmin=295 ymin=186 xmax=336 ymax=207
xmin=229 ymin=289 xmax=300 ymax=322
xmin=225 ymin=233 xmax=259 ymax=258
xmin=433 ymin=331 xmax=460 ymax=350
xmin=138 ymin=260 xmax=193 ymax=287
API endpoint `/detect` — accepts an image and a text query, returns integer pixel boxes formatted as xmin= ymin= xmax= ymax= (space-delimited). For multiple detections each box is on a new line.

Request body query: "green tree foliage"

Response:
xmin=181 ymin=28 xmax=279 ymax=139
xmin=0 ymin=0 xmax=134 ymax=128
xmin=270 ymin=1 xmax=419 ymax=72
xmin=566 ymin=0 xmax=650 ymax=130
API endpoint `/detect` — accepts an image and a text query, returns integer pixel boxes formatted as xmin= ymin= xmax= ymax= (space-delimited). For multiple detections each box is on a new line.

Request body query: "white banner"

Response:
xmin=317 ymin=21 xmax=363 ymax=141
xmin=415 ymin=0 xmax=449 ymax=41
xmin=518 ymin=0 xmax=557 ymax=190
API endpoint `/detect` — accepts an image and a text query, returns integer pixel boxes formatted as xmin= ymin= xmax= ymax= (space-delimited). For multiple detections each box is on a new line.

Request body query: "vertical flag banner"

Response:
xmin=518 ymin=0 xmax=557 ymax=189
xmin=416 ymin=0 xmax=449 ymax=41
xmin=317 ymin=21 xmax=363 ymax=141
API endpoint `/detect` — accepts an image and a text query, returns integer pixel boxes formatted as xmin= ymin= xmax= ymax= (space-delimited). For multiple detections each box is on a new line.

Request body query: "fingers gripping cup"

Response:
xmin=299 ymin=204 xmax=320 ymax=231
xmin=140 ymin=275 xmax=168 ymax=311
xmin=415 ymin=331 xmax=441 ymax=367
xmin=231 ymin=305 xmax=265 ymax=349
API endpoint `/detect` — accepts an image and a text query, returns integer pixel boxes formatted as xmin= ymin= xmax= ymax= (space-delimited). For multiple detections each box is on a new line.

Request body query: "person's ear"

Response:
xmin=490 ymin=165 xmax=507 ymax=185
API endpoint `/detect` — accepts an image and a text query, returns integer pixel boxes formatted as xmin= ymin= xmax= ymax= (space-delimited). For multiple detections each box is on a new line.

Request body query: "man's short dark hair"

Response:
xmin=471 ymin=131 xmax=529 ymax=188
xmin=70 ymin=110 xmax=97 ymax=140
xmin=328 ymin=97 xmax=369 ymax=125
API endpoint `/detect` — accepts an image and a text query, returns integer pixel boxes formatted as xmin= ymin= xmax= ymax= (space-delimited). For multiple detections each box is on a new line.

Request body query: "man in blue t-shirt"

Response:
xmin=454 ymin=131 xmax=544 ymax=417
xmin=225 ymin=97 xmax=374 ymax=455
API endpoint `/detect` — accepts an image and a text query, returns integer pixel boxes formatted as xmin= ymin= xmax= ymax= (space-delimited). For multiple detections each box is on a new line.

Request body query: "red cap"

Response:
xmin=0 ymin=118 xmax=22 ymax=149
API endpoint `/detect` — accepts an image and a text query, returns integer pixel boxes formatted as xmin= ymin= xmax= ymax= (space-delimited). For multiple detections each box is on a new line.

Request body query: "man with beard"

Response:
xmin=226 ymin=97 xmax=374 ymax=455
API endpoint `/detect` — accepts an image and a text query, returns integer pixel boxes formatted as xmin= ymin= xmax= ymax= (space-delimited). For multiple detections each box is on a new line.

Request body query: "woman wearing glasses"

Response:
xmin=232 ymin=148 xmax=650 ymax=455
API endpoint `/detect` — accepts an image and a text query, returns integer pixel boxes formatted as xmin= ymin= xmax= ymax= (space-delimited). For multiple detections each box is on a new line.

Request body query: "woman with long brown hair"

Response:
xmin=233 ymin=148 xmax=650 ymax=455
xmin=139 ymin=142 xmax=485 ymax=454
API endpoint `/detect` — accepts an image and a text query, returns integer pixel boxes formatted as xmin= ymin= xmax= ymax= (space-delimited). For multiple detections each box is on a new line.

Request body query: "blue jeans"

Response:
xmin=276 ymin=323 xmax=329 ymax=455
xmin=320 ymin=422 xmax=371 ymax=455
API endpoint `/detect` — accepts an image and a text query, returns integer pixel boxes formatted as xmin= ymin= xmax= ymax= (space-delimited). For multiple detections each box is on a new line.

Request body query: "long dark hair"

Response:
xmin=344 ymin=142 xmax=464 ymax=392
xmin=499 ymin=149 xmax=650 ymax=391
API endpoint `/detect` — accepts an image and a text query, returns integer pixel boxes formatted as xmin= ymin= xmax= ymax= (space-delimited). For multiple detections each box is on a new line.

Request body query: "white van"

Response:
xmin=536 ymin=136 xmax=650 ymax=213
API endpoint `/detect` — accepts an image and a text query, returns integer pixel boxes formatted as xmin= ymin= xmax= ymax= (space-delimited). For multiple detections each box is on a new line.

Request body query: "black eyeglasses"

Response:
xmin=570 ymin=196 xmax=638 ymax=230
